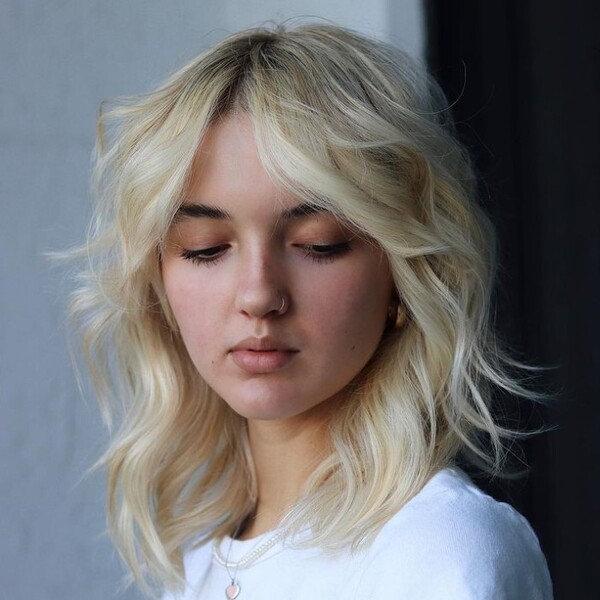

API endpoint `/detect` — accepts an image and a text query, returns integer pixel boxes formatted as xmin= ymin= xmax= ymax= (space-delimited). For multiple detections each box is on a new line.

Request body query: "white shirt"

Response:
xmin=163 ymin=467 xmax=553 ymax=599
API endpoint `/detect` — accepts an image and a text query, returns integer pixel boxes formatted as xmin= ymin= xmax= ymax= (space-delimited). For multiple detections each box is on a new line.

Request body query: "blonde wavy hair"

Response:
xmin=72 ymin=23 xmax=538 ymax=594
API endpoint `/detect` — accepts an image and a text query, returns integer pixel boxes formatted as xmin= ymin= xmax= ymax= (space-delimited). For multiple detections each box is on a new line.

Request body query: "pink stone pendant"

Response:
xmin=225 ymin=583 xmax=241 ymax=599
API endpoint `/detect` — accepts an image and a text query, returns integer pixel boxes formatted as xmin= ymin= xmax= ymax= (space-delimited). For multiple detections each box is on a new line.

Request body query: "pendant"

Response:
xmin=225 ymin=582 xmax=241 ymax=599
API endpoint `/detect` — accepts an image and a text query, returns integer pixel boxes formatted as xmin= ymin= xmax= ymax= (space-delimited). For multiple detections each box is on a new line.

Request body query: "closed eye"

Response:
xmin=180 ymin=245 xmax=229 ymax=266
xmin=179 ymin=241 xmax=351 ymax=266
xmin=300 ymin=242 xmax=351 ymax=263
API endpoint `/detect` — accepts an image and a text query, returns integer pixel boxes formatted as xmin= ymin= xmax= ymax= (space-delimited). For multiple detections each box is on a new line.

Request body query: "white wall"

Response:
xmin=0 ymin=2 xmax=423 ymax=598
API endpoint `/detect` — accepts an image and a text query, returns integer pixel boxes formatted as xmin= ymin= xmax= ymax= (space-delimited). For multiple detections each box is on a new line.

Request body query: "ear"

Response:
xmin=394 ymin=305 xmax=407 ymax=329
xmin=386 ymin=292 xmax=407 ymax=330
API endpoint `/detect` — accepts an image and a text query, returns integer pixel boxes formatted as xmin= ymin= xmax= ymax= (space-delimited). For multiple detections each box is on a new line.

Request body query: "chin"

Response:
xmin=222 ymin=386 xmax=343 ymax=423
xmin=224 ymin=399 xmax=306 ymax=422
xmin=217 ymin=386 xmax=316 ymax=421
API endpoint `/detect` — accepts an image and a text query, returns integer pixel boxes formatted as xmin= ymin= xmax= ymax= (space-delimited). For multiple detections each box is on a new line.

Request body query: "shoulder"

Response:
xmin=161 ymin=542 xmax=212 ymax=600
xmin=386 ymin=467 xmax=540 ymax=549
xmin=364 ymin=467 xmax=553 ymax=599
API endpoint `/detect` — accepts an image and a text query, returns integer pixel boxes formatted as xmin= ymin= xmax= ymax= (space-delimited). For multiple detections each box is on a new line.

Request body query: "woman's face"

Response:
xmin=162 ymin=114 xmax=393 ymax=422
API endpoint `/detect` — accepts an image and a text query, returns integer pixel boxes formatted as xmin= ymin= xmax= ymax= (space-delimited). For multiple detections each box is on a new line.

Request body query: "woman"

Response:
xmin=73 ymin=24 xmax=552 ymax=598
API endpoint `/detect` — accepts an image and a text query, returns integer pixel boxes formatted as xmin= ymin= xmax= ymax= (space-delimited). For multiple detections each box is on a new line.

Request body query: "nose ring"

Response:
xmin=278 ymin=295 xmax=287 ymax=313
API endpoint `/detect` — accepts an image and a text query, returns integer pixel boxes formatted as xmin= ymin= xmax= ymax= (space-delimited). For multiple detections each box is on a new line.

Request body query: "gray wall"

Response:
xmin=0 ymin=2 xmax=422 ymax=598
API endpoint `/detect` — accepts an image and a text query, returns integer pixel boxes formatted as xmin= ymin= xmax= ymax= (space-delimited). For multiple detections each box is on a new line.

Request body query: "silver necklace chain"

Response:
xmin=212 ymin=530 xmax=283 ymax=599
xmin=212 ymin=530 xmax=282 ymax=569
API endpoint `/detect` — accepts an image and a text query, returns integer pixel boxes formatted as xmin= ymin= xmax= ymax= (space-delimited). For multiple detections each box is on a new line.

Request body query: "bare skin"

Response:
xmin=239 ymin=399 xmax=335 ymax=539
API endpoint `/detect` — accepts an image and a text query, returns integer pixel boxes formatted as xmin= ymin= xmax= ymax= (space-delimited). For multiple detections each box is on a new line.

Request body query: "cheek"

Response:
xmin=162 ymin=265 xmax=191 ymax=319
xmin=162 ymin=263 xmax=215 ymax=350
xmin=304 ymin=266 xmax=390 ymax=344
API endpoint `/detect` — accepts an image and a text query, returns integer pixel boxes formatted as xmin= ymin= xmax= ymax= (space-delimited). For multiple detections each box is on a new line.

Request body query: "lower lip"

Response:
xmin=230 ymin=350 xmax=297 ymax=373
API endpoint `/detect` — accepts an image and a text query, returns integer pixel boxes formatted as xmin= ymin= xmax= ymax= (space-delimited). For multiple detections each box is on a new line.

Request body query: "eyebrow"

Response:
xmin=175 ymin=201 xmax=327 ymax=221
xmin=176 ymin=203 xmax=231 ymax=219
xmin=282 ymin=203 xmax=325 ymax=219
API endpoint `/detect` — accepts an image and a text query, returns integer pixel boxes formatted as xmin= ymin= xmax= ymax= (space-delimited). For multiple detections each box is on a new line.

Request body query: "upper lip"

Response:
xmin=230 ymin=336 xmax=297 ymax=352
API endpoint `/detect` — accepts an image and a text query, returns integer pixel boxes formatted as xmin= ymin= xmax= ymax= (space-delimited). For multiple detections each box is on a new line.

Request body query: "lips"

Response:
xmin=229 ymin=337 xmax=298 ymax=374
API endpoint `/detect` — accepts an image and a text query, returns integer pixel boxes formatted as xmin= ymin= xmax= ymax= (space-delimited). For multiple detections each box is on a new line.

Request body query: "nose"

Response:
xmin=235 ymin=251 xmax=289 ymax=319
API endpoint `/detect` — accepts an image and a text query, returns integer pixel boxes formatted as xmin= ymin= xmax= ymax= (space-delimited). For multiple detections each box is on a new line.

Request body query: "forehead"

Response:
xmin=184 ymin=114 xmax=288 ymax=211
xmin=182 ymin=113 xmax=330 ymax=224
xmin=189 ymin=114 xmax=261 ymax=187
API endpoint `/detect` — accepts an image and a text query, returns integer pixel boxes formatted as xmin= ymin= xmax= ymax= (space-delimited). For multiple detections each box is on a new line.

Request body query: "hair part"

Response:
xmin=72 ymin=23 xmax=542 ymax=595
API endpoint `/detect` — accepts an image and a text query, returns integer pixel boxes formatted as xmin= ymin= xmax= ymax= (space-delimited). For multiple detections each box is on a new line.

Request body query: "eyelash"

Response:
xmin=180 ymin=245 xmax=229 ymax=266
xmin=301 ymin=242 xmax=351 ymax=263
xmin=180 ymin=242 xmax=351 ymax=266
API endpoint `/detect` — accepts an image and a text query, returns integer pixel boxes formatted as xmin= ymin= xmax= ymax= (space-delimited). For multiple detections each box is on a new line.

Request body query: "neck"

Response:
xmin=238 ymin=405 xmax=333 ymax=540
